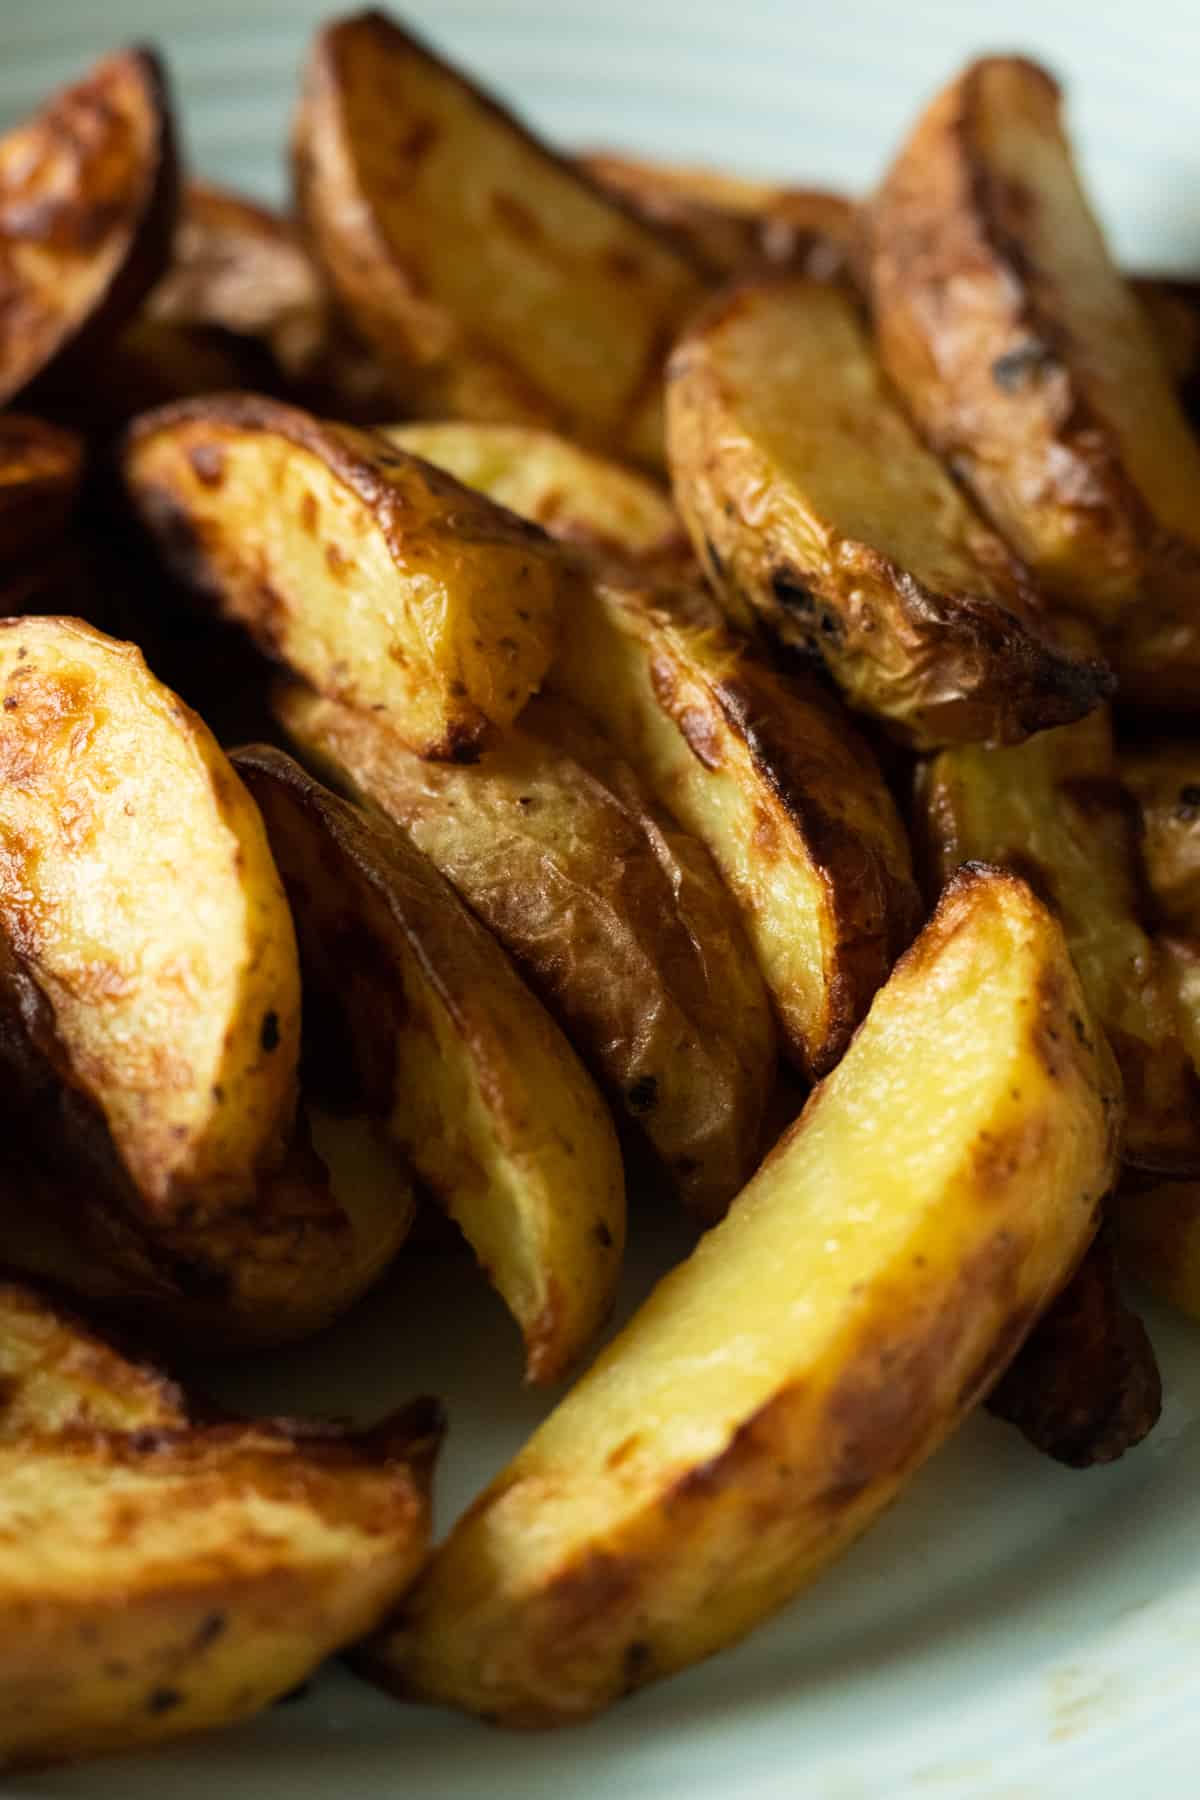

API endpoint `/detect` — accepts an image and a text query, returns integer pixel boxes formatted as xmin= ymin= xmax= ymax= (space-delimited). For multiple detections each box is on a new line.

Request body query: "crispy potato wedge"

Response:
xmin=919 ymin=701 xmax=1200 ymax=1171
xmin=293 ymin=11 xmax=706 ymax=465
xmin=667 ymin=277 xmax=1109 ymax=747
xmin=548 ymin=576 xmax=921 ymax=1077
xmin=277 ymin=683 xmax=775 ymax=1221
xmin=232 ymin=745 xmax=624 ymax=1381
xmin=0 ymin=48 xmax=178 ymax=406
xmin=368 ymin=867 xmax=1118 ymax=1723
xmin=123 ymin=393 xmax=565 ymax=759
xmin=0 ymin=1391 xmax=438 ymax=1768
xmin=866 ymin=58 xmax=1200 ymax=696
xmin=1124 ymin=743 xmax=1200 ymax=934
xmin=0 ymin=1277 xmax=186 ymax=1438
xmin=578 ymin=150 xmax=856 ymax=279
xmin=385 ymin=424 xmax=688 ymax=568
xmin=0 ymin=417 xmax=84 ymax=567
xmin=986 ymin=1228 xmax=1160 ymax=1467
xmin=0 ymin=616 xmax=300 ymax=1221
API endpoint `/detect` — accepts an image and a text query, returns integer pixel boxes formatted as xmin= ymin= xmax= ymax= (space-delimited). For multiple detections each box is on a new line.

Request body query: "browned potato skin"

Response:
xmin=986 ymin=1228 xmax=1161 ymax=1467
xmin=551 ymin=577 xmax=921 ymax=1078
xmin=123 ymin=393 xmax=564 ymax=760
xmin=577 ymin=150 xmax=856 ymax=279
xmin=0 ymin=1401 xmax=439 ymax=1769
xmin=293 ymin=11 xmax=707 ymax=465
xmin=0 ymin=416 xmax=83 ymax=566
xmin=0 ymin=49 xmax=179 ymax=406
xmin=667 ymin=277 xmax=1110 ymax=748
xmin=1123 ymin=743 xmax=1200 ymax=934
xmin=232 ymin=745 xmax=625 ymax=1381
xmin=865 ymin=59 xmax=1200 ymax=698
xmin=278 ymin=683 xmax=775 ymax=1222
xmin=918 ymin=704 xmax=1200 ymax=1173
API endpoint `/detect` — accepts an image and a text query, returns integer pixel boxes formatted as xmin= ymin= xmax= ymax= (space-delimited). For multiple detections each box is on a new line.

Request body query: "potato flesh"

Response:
xmin=381 ymin=870 xmax=1116 ymax=1721
xmin=0 ymin=618 xmax=299 ymax=1216
xmin=124 ymin=409 xmax=561 ymax=757
xmin=0 ymin=1280 xmax=186 ymax=1438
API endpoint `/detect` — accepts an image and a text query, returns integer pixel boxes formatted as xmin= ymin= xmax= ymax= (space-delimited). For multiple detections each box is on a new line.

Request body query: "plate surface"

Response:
xmin=8 ymin=2 xmax=1200 ymax=1794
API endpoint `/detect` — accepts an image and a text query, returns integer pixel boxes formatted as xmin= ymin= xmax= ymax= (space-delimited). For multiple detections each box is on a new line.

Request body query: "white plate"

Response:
xmin=8 ymin=2 xmax=1200 ymax=1794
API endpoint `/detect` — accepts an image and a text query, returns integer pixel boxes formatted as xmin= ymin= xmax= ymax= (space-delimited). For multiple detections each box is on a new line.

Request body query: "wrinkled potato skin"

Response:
xmin=0 ymin=49 xmax=179 ymax=406
xmin=123 ymin=394 xmax=564 ymax=760
xmin=551 ymin=577 xmax=921 ymax=1077
xmin=667 ymin=278 xmax=1109 ymax=748
xmin=293 ymin=12 xmax=706 ymax=465
xmin=865 ymin=58 xmax=1200 ymax=695
xmin=986 ymin=1228 xmax=1161 ymax=1467
xmin=0 ymin=1403 xmax=439 ymax=1770
xmin=279 ymin=684 xmax=772 ymax=1222
xmin=369 ymin=868 xmax=1118 ymax=1725
xmin=0 ymin=417 xmax=84 ymax=567
xmin=919 ymin=705 xmax=1200 ymax=1171
xmin=233 ymin=746 xmax=625 ymax=1381
xmin=1124 ymin=743 xmax=1200 ymax=935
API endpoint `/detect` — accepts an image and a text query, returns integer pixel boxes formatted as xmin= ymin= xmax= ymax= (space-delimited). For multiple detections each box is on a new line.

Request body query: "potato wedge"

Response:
xmin=578 ymin=150 xmax=856 ymax=279
xmin=232 ymin=745 xmax=624 ymax=1381
xmin=547 ymin=577 xmax=921 ymax=1077
xmin=0 ymin=615 xmax=300 ymax=1221
xmin=0 ymin=48 xmax=178 ymax=406
xmin=1123 ymin=743 xmax=1200 ymax=934
xmin=865 ymin=58 xmax=1200 ymax=696
xmin=293 ymin=11 xmax=706 ymax=465
xmin=385 ymin=424 xmax=688 ymax=568
xmin=123 ymin=394 xmax=564 ymax=760
xmin=0 ymin=1277 xmax=186 ymax=1438
xmin=0 ymin=1384 xmax=438 ymax=1768
xmin=986 ymin=1229 xmax=1160 ymax=1467
xmin=666 ymin=277 xmax=1109 ymax=747
xmin=367 ymin=866 xmax=1118 ymax=1724
xmin=918 ymin=701 xmax=1200 ymax=1171
xmin=277 ymin=684 xmax=775 ymax=1221
xmin=0 ymin=417 xmax=84 ymax=567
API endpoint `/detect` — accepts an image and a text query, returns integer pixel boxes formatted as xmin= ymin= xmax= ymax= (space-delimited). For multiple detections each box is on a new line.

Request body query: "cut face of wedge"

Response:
xmin=666 ymin=277 xmax=1110 ymax=747
xmin=123 ymin=394 xmax=565 ymax=760
xmin=0 ymin=48 xmax=178 ymax=405
xmin=233 ymin=746 xmax=625 ymax=1382
xmin=367 ymin=866 xmax=1118 ymax=1725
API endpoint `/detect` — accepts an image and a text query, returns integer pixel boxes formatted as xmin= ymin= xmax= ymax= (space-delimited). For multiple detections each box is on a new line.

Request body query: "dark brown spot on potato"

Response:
xmin=146 ymin=1686 xmax=184 ymax=1715
xmin=193 ymin=1609 xmax=227 ymax=1648
xmin=594 ymin=1219 xmax=614 ymax=1249
xmin=188 ymin=443 xmax=225 ymax=488
xmin=260 ymin=1010 xmax=280 ymax=1053
xmin=492 ymin=192 xmax=543 ymax=243
xmin=676 ymin=704 xmax=723 ymax=770
xmin=626 ymin=1074 xmax=658 ymax=1114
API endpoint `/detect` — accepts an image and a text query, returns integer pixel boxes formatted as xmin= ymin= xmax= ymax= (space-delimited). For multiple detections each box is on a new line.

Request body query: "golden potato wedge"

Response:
xmin=0 ymin=48 xmax=178 ymax=406
xmin=123 ymin=393 xmax=565 ymax=760
xmin=367 ymin=866 xmax=1118 ymax=1724
xmin=986 ymin=1228 xmax=1160 ymax=1467
xmin=919 ymin=701 xmax=1200 ymax=1171
xmin=865 ymin=58 xmax=1200 ymax=695
xmin=578 ymin=149 xmax=856 ymax=279
xmin=0 ymin=1277 xmax=186 ymax=1439
xmin=666 ymin=277 xmax=1109 ymax=747
xmin=231 ymin=745 xmax=624 ymax=1381
xmin=547 ymin=576 xmax=921 ymax=1077
xmin=0 ymin=416 xmax=84 ymax=567
xmin=385 ymin=424 xmax=688 ymax=568
xmin=277 ymin=683 xmax=775 ymax=1221
xmin=293 ymin=11 xmax=706 ymax=465
xmin=0 ymin=616 xmax=300 ymax=1222
xmin=1123 ymin=743 xmax=1200 ymax=934
xmin=0 ymin=1400 xmax=438 ymax=1769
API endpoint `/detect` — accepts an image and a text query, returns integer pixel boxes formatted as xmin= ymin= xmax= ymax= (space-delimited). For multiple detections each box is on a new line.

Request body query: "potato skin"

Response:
xmin=865 ymin=58 xmax=1200 ymax=694
xmin=666 ymin=277 xmax=1110 ymax=748
xmin=0 ymin=49 xmax=179 ymax=406
xmin=278 ymin=685 xmax=773 ymax=1222
xmin=551 ymin=577 xmax=921 ymax=1077
xmin=293 ymin=11 xmax=706 ymax=465
xmin=1123 ymin=743 xmax=1200 ymax=935
xmin=233 ymin=745 xmax=625 ymax=1380
xmin=367 ymin=867 xmax=1118 ymax=1725
xmin=0 ymin=1403 xmax=439 ymax=1770
xmin=123 ymin=393 xmax=564 ymax=760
